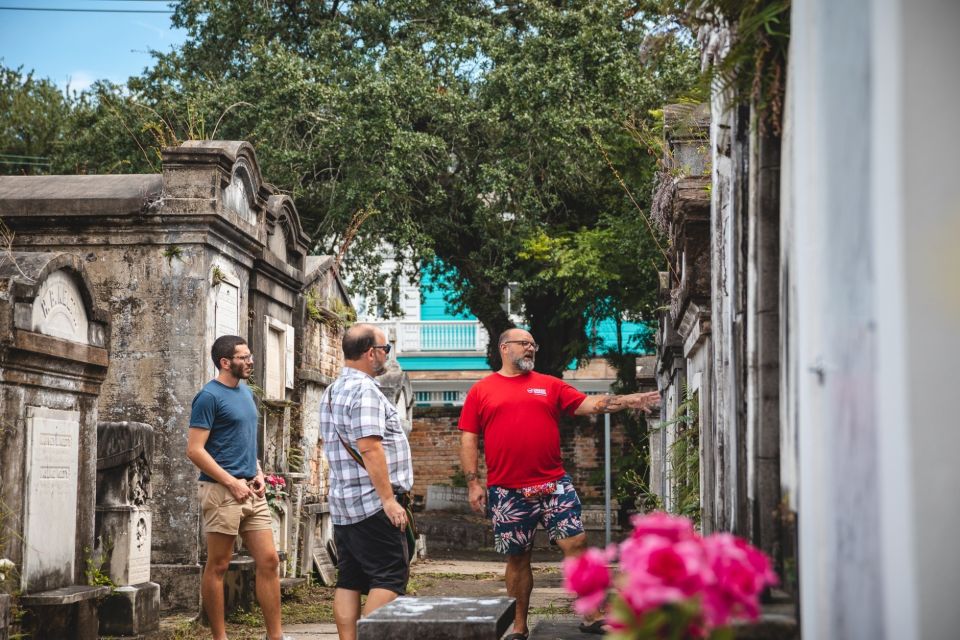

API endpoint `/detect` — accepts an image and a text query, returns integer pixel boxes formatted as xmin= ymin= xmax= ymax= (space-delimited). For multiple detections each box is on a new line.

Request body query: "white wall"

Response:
xmin=791 ymin=1 xmax=960 ymax=638
xmin=873 ymin=1 xmax=960 ymax=639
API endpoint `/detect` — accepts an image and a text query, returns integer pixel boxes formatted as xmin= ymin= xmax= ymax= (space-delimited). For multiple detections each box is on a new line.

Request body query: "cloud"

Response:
xmin=64 ymin=71 xmax=96 ymax=92
xmin=133 ymin=20 xmax=168 ymax=40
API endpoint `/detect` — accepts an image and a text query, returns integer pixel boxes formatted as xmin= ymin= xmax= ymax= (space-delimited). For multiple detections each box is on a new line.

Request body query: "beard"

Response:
xmin=229 ymin=361 xmax=252 ymax=379
xmin=513 ymin=355 xmax=535 ymax=372
xmin=373 ymin=359 xmax=388 ymax=377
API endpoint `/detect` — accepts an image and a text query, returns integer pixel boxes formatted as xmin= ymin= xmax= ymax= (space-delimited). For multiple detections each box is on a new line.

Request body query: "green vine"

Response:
xmin=211 ymin=265 xmax=228 ymax=286
xmin=287 ymin=445 xmax=304 ymax=473
xmin=305 ymin=288 xmax=356 ymax=329
xmin=649 ymin=0 xmax=791 ymax=134
xmin=666 ymin=386 xmax=700 ymax=526
xmin=161 ymin=245 xmax=184 ymax=265
xmin=84 ymin=544 xmax=117 ymax=590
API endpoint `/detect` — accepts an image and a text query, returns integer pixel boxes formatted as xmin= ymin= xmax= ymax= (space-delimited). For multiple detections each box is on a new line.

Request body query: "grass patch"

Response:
xmin=413 ymin=571 xmax=503 ymax=581
xmin=280 ymin=583 xmax=335 ymax=624
xmin=530 ymin=602 xmax=573 ymax=616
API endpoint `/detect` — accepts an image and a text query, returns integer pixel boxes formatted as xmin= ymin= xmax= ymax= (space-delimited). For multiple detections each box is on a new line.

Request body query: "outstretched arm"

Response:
xmin=574 ymin=390 xmax=661 ymax=416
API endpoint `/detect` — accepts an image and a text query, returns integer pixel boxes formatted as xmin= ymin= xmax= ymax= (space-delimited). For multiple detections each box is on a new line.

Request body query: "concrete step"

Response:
xmin=280 ymin=576 xmax=307 ymax=595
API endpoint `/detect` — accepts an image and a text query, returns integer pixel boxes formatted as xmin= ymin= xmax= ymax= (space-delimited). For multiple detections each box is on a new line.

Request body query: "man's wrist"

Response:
xmin=465 ymin=471 xmax=482 ymax=484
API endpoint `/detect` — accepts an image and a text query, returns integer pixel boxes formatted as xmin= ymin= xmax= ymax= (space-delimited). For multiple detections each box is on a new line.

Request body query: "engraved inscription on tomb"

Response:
xmin=31 ymin=270 xmax=89 ymax=344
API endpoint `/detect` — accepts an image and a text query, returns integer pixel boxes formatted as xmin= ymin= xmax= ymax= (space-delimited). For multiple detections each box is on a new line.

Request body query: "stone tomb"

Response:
xmin=0 ymin=253 xmax=111 ymax=640
xmin=357 ymin=596 xmax=516 ymax=640
xmin=0 ymin=143 xmax=315 ymax=610
xmin=95 ymin=421 xmax=160 ymax=637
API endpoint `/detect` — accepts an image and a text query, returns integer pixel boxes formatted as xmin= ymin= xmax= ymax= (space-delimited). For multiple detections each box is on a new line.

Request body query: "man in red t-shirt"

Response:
xmin=458 ymin=328 xmax=659 ymax=639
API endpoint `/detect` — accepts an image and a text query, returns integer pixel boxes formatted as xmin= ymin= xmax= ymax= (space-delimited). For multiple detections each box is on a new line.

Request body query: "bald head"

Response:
xmin=498 ymin=327 xmax=537 ymax=375
xmin=342 ymin=324 xmax=380 ymax=361
xmin=498 ymin=327 xmax=533 ymax=346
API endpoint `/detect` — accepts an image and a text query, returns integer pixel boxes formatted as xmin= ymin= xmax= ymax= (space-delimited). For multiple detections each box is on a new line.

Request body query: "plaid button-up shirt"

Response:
xmin=320 ymin=366 xmax=414 ymax=525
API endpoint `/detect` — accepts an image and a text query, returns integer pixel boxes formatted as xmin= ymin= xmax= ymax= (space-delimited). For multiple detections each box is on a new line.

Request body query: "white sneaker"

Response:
xmin=262 ymin=635 xmax=295 ymax=640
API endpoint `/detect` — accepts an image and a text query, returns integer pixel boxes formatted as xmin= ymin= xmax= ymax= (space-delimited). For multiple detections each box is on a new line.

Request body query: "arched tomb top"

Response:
xmin=223 ymin=161 xmax=259 ymax=227
xmin=0 ymin=252 xmax=110 ymax=348
xmin=264 ymin=194 xmax=311 ymax=271
xmin=32 ymin=269 xmax=89 ymax=343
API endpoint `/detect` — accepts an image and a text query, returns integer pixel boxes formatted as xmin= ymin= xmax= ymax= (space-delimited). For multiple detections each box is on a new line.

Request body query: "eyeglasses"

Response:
xmin=371 ymin=344 xmax=392 ymax=355
xmin=232 ymin=354 xmax=254 ymax=362
xmin=502 ymin=340 xmax=539 ymax=352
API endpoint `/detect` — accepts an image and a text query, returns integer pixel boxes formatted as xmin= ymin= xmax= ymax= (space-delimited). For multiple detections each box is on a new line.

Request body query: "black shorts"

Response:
xmin=334 ymin=510 xmax=409 ymax=595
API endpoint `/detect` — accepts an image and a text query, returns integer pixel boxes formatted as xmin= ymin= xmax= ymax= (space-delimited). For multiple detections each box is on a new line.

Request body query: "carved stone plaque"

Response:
xmin=223 ymin=170 xmax=257 ymax=226
xmin=127 ymin=510 xmax=152 ymax=585
xmin=30 ymin=269 xmax=89 ymax=344
xmin=214 ymin=280 xmax=239 ymax=338
xmin=22 ymin=406 xmax=80 ymax=592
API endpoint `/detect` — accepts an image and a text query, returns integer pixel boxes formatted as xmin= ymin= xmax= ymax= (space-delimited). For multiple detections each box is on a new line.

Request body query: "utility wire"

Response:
xmin=0 ymin=6 xmax=174 ymax=12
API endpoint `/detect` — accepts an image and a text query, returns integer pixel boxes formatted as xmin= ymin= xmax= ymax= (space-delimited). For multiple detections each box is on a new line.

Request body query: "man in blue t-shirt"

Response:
xmin=187 ymin=335 xmax=292 ymax=640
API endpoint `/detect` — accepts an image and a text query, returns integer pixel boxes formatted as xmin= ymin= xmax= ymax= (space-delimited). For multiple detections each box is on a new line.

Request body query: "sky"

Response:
xmin=0 ymin=0 xmax=186 ymax=91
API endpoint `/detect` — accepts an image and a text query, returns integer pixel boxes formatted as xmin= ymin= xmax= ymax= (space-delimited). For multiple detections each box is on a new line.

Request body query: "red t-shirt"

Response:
xmin=458 ymin=371 xmax=587 ymax=488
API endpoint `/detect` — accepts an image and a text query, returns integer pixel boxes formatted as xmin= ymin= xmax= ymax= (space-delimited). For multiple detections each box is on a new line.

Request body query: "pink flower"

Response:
xmin=617 ymin=534 xmax=710 ymax=617
xmin=562 ymin=513 xmax=779 ymax=637
xmin=563 ymin=548 xmax=611 ymax=615
xmin=700 ymin=534 xmax=778 ymax=627
xmin=629 ymin=511 xmax=696 ymax=543
xmin=265 ymin=474 xmax=286 ymax=488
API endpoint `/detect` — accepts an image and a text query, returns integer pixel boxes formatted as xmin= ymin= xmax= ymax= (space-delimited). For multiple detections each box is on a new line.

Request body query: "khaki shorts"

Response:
xmin=198 ymin=481 xmax=273 ymax=536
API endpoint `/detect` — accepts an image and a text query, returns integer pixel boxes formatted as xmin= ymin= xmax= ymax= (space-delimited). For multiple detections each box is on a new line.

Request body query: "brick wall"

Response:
xmin=408 ymin=407 xmax=632 ymax=504
xmin=408 ymin=407 xmax=484 ymax=494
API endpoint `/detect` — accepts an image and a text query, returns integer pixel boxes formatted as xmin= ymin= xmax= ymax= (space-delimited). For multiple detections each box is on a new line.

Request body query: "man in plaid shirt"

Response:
xmin=320 ymin=324 xmax=414 ymax=640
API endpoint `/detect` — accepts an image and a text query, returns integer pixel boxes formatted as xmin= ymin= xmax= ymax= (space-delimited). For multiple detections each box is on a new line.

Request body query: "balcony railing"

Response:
xmin=414 ymin=390 xmax=468 ymax=406
xmin=370 ymin=320 xmax=489 ymax=354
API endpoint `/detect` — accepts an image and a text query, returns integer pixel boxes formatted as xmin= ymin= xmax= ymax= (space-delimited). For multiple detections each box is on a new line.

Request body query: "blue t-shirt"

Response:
xmin=189 ymin=380 xmax=259 ymax=482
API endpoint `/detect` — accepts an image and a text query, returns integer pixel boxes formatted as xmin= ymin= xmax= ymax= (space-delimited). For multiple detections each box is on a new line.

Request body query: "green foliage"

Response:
xmin=162 ymin=245 xmax=184 ymax=264
xmin=84 ymin=544 xmax=117 ymax=590
xmin=306 ymin=288 xmax=356 ymax=329
xmin=642 ymin=0 xmax=791 ymax=134
xmin=211 ymin=266 xmax=228 ymax=286
xmin=449 ymin=464 xmax=467 ymax=488
xmin=0 ymin=66 xmax=69 ymax=175
xmin=287 ymin=445 xmax=304 ymax=473
xmin=3 ymin=1 xmax=702 ymax=376
xmin=667 ymin=386 xmax=701 ymax=525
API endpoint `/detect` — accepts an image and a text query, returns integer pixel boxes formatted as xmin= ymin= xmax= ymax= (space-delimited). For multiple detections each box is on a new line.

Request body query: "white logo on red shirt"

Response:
xmin=527 ymin=388 xmax=547 ymax=396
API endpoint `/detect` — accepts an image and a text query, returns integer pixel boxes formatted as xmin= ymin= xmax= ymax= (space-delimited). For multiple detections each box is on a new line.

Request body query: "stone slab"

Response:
xmin=529 ymin=616 xmax=593 ymax=640
xmin=425 ymin=485 xmax=471 ymax=513
xmin=22 ymin=405 xmax=80 ymax=593
xmin=357 ymin=596 xmax=515 ymax=640
xmin=19 ymin=585 xmax=109 ymax=606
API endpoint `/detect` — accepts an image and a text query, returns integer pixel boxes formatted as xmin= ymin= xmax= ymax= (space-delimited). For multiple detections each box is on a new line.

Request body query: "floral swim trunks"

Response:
xmin=487 ymin=474 xmax=584 ymax=555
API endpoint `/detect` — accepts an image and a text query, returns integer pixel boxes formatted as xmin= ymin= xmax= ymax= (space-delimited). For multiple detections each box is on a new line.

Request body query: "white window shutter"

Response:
xmin=285 ymin=323 xmax=295 ymax=389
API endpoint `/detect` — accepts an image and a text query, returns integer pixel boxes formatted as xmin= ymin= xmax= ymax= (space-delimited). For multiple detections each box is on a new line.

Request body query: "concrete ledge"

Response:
xmin=98 ymin=582 xmax=160 ymax=637
xmin=304 ymin=501 xmax=329 ymax=514
xmin=280 ymin=577 xmax=307 ymax=594
xmin=19 ymin=585 xmax=109 ymax=606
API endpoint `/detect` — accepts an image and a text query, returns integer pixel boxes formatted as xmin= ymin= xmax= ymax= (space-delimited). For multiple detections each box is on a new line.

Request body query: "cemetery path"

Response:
xmin=155 ymin=551 xmax=578 ymax=639
xmin=282 ymin=553 xmax=576 ymax=639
